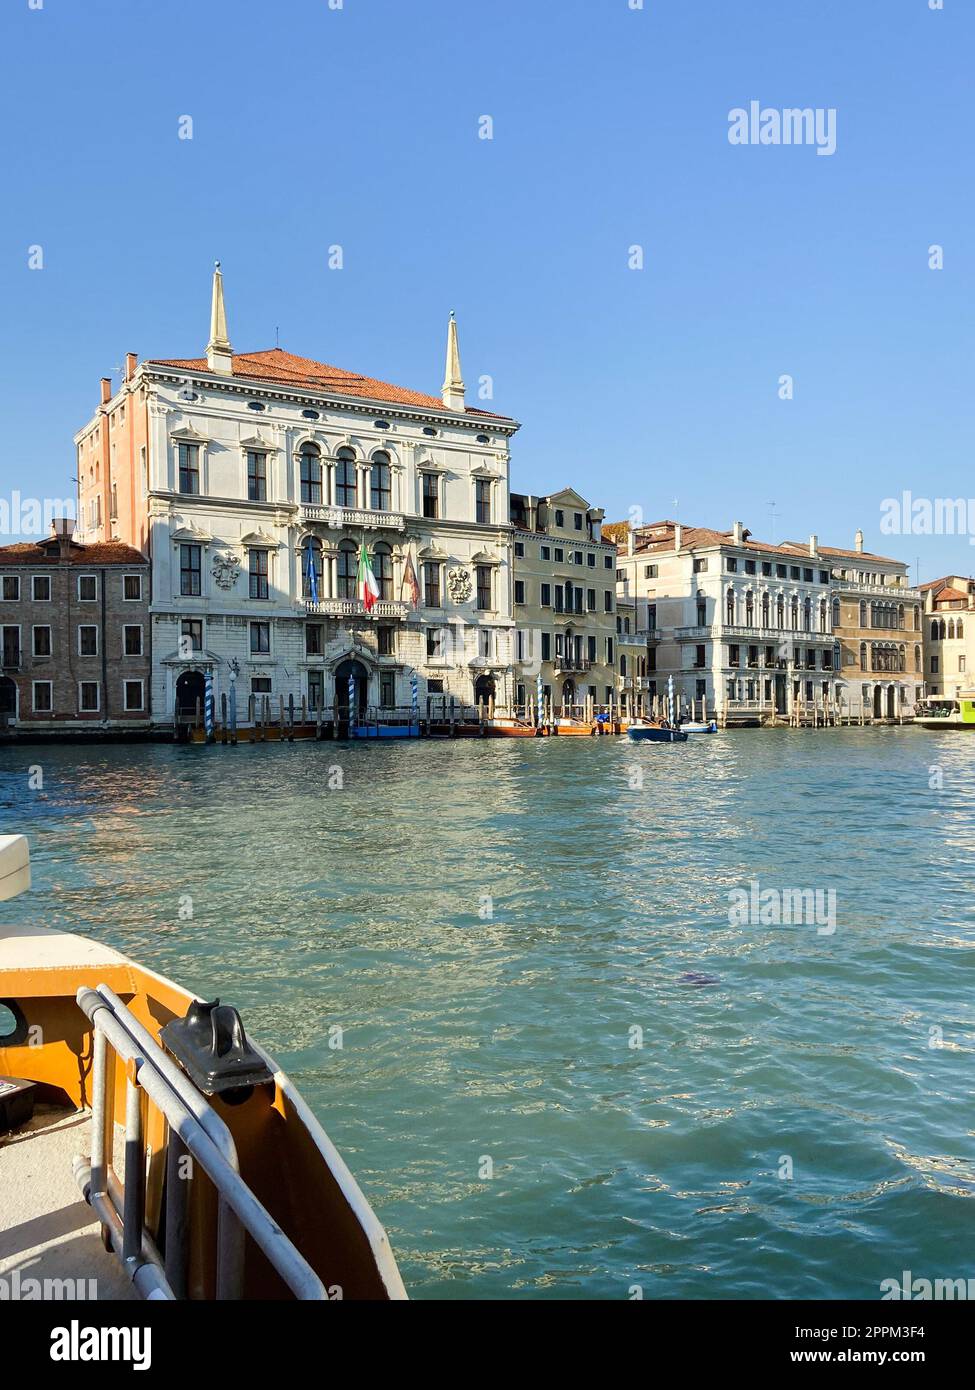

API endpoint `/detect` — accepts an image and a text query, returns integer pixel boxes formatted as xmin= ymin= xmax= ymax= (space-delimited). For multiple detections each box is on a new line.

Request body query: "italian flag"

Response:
xmin=357 ymin=542 xmax=380 ymax=612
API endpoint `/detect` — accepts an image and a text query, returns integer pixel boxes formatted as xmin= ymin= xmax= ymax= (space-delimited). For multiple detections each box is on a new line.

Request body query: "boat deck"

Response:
xmin=0 ymin=1106 xmax=135 ymax=1299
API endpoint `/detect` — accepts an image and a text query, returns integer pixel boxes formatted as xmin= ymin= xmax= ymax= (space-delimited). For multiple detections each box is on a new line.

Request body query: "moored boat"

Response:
xmin=681 ymin=720 xmax=718 ymax=734
xmin=0 ymin=834 xmax=407 ymax=1301
xmin=912 ymin=692 xmax=975 ymax=731
xmin=484 ymin=718 xmax=543 ymax=737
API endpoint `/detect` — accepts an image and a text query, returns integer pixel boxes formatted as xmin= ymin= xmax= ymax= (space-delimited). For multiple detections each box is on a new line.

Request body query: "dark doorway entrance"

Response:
xmin=335 ymin=659 xmax=369 ymax=717
xmin=561 ymin=679 xmax=576 ymax=709
xmin=774 ymin=675 xmax=787 ymax=715
xmin=0 ymin=676 xmax=16 ymax=720
xmin=873 ymin=685 xmax=883 ymax=720
xmin=473 ymin=674 xmax=495 ymax=709
xmin=175 ymin=670 xmax=206 ymax=718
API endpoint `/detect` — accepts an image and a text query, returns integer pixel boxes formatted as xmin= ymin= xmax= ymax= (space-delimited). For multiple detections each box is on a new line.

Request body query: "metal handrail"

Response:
xmin=74 ymin=985 xmax=327 ymax=1301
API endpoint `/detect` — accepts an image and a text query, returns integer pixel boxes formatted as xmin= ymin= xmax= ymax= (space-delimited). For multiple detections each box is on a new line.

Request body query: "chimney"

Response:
xmin=100 ymin=377 xmax=112 ymax=405
xmin=627 ymin=525 xmax=635 ymax=557
xmin=125 ymin=351 xmax=137 ymax=382
xmin=674 ymin=523 xmax=683 ymax=552
xmin=809 ymin=534 xmax=817 ymax=556
xmin=732 ymin=520 xmax=744 ymax=545
xmin=855 ymin=528 xmax=864 ymax=553
xmin=51 ymin=516 xmax=74 ymax=561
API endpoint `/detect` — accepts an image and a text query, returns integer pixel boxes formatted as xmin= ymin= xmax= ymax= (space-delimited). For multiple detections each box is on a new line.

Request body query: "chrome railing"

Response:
xmin=73 ymin=984 xmax=327 ymax=1301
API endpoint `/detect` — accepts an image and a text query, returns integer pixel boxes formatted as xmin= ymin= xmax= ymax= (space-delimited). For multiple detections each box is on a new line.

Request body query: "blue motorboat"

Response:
xmin=627 ymin=721 xmax=688 ymax=743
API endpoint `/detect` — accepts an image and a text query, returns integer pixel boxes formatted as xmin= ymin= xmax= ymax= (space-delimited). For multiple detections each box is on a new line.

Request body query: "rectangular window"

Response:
xmin=540 ymin=583 xmax=551 ymax=607
xmin=249 ymin=549 xmax=269 ymax=600
xmin=423 ymin=563 xmax=441 ymax=607
xmin=553 ymin=548 xmax=564 ymax=562
xmin=727 ymin=557 xmax=738 ymax=572
xmin=960 ymin=655 xmax=967 ymax=673
xmin=180 ymin=619 xmax=203 ymax=653
xmin=693 ymin=558 xmax=708 ymax=573
xmin=247 ymin=451 xmax=268 ymax=502
xmin=694 ymin=644 xmax=706 ymax=669
xmin=554 ymin=586 xmax=564 ymax=614
xmin=574 ymin=586 xmax=583 ymax=613
xmin=644 ymin=564 xmax=658 ymax=579
xmin=32 ymin=626 xmax=52 ymax=657
xmin=179 ymin=546 xmax=201 ymax=597
xmin=78 ymin=575 xmax=97 ymax=601
xmin=574 ymin=513 xmax=583 ymax=530
xmin=308 ymin=671 xmax=324 ymax=710
xmin=422 ymin=473 xmax=439 ymax=519
xmin=555 ymin=510 xmax=564 ymax=527
xmin=587 ymin=635 xmax=597 ymax=661
xmin=514 ymin=579 xmax=525 ymax=605
xmin=587 ymin=553 xmax=596 ymax=568
xmin=541 ymin=632 xmax=551 ymax=661
xmin=514 ymin=541 xmax=524 ymax=557
xmin=728 ymin=644 xmax=740 ymax=667
xmin=587 ymin=589 xmax=596 ymax=611
xmin=380 ymin=672 xmax=395 ymax=708
xmin=476 ymin=565 xmax=492 ymax=610
xmin=32 ymin=681 xmax=52 ymax=713
xmin=178 ymin=442 xmax=200 ymax=494
xmin=377 ymin=625 xmax=394 ymax=656
xmin=78 ymin=625 xmax=98 ymax=657
xmin=123 ymin=680 xmax=144 ymax=712
xmin=249 ymin=621 xmax=270 ymax=655
xmin=820 ymin=570 xmax=830 ymax=585
xmin=123 ymin=574 xmax=142 ymax=601
xmin=475 ymin=479 xmax=491 ymax=524
xmin=79 ymin=681 xmax=100 ymax=712
xmin=604 ymin=554 xmax=613 ymax=568
xmin=604 ymin=591 xmax=613 ymax=612
xmin=32 ymin=575 xmax=51 ymax=601
xmin=1 ymin=576 xmax=20 ymax=601
xmin=606 ymin=637 xmax=614 ymax=664
xmin=540 ymin=546 xmax=550 ymax=561
xmin=426 ymin=627 xmax=441 ymax=659
xmin=762 ymin=562 xmax=772 ymax=577
xmin=123 ymin=624 xmax=143 ymax=657
xmin=776 ymin=564 xmax=787 ymax=579
xmin=745 ymin=559 xmax=756 ymax=575
xmin=803 ymin=568 xmax=813 ymax=583
xmin=573 ymin=552 xmax=583 ymax=565
xmin=305 ymin=623 xmax=323 ymax=655
xmin=251 ymin=677 xmax=272 ymax=695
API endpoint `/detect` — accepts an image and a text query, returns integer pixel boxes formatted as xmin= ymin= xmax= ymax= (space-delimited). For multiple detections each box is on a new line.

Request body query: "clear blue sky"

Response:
xmin=1 ymin=0 xmax=971 ymax=582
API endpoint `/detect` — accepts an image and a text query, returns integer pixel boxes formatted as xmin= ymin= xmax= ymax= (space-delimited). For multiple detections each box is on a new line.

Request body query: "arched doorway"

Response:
xmin=473 ymin=674 xmax=495 ymax=710
xmin=561 ymin=679 xmax=576 ymax=710
xmin=175 ymin=670 xmax=206 ymax=718
xmin=886 ymin=685 xmax=896 ymax=718
xmin=335 ymin=659 xmax=369 ymax=716
xmin=873 ymin=685 xmax=883 ymax=720
xmin=0 ymin=676 xmax=17 ymax=721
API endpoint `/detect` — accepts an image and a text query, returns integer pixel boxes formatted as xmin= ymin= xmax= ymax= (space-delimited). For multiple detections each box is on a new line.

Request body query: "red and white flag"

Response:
xmin=357 ymin=542 xmax=380 ymax=612
xmin=401 ymin=547 xmax=420 ymax=608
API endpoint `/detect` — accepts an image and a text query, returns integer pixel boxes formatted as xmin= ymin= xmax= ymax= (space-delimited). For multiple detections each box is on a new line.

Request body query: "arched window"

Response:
xmin=762 ymin=592 xmax=770 ymax=627
xmin=803 ymin=597 xmax=812 ymax=631
xmin=335 ymin=449 xmax=357 ymax=509
xmin=899 ymin=645 xmax=906 ymax=672
xmin=958 ymin=619 xmax=964 ymax=639
xmin=776 ymin=594 xmax=784 ymax=628
xmin=913 ymin=606 xmax=920 ymax=631
xmin=859 ymin=600 xmax=867 ymax=628
xmin=898 ymin=604 xmax=904 ymax=629
xmin=745 ymin=591 xmax=754 ymax=625
xmin=948 ymin=620 xmax=955 ymax=639
xmin=914 ymin=644 xmax=921 ymax=670
xmin=372 ymin=543 xmax=393 ymax=600
xmin=370 ymin=453 xmax=391 ymax=511
xmin=726 ymin=590 xmax=735 ymax=625
xmin=859 ymin=642 xmax=867 ymax=671
xmin=301 ymin=538 xmax=323 ymax=597
xmin=299 ymin=444 xmax=322 ymax=505
xmin=337 ymin=540 xmax=357 ymax=599
xmin=790 ymin=596 xmax=799 ymax=629
xmin=620 ymin=655 xmax=627 ymax=679
xmin=832 ymin=597 xmax=841 ymax=629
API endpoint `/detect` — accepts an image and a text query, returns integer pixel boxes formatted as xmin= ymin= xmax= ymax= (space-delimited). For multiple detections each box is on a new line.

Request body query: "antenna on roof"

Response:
xmin=275 ymin=326 xmax=279 ymax=348
xmin=672 ymin=496 xmax=679 ymax=522
xmin=767 ymin=500 xmax=778 ymax=543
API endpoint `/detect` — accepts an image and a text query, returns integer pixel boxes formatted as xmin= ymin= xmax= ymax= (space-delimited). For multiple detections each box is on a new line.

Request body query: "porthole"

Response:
xmin=302 ymin=409 xmax=320 ymax=421
xmin=373 ymin=420 xmax=390 ymax=430
xmin=476 ymin=434 xmax=490 ymax=444
xmin=423 ymin=426 xmax=437 ymax=437
xmin=247 ymin=401 xmax=266 ymax=412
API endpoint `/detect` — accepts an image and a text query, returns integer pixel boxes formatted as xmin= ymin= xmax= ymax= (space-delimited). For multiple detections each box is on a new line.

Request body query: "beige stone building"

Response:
xmin=920 ymin=574 xmax=975 ymax=697
xmin=510 ymin=489 xmax=620 ymax=713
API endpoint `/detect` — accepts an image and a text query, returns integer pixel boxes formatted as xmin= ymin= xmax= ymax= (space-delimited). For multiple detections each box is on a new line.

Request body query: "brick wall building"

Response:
xmin=0 ymin=530 xmax=151 ymax=733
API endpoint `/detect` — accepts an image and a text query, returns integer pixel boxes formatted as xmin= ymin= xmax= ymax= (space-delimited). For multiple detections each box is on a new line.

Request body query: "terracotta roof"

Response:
xmin=0 ymin=541 xmax=147 ymax=567
xmin=146 ymin=347 xmax=515 ymax=423
xmin=614 ymin=519 xmax=903 ymax=566
xmin=919 ymin=574 xmax=973 ymax=594
xmin=933 ymin=586 xmax=970 ymax=604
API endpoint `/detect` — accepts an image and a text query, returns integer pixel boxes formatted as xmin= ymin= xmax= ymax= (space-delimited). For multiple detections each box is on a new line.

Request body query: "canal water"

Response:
xmin=1 ymin=730 xmax=973 ymax=1299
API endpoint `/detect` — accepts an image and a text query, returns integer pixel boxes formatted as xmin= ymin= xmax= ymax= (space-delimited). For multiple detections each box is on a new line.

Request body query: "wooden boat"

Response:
xmin=627 ymin=720 xmax=688 ymax=743
xmin=0 ymin=834 xmax=407 ymax=1301
xmin=484 ymin=718 xmax=542 ymax=737
xmin=551 ymin=718 xmax=598 ymax=737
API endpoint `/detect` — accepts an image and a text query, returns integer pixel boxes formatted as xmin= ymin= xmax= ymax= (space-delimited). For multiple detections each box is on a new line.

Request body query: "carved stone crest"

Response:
xmin=446 ymin=566 xmax=473 ymax=604
xmin=211 ymin=551 xmax=241 ymax=590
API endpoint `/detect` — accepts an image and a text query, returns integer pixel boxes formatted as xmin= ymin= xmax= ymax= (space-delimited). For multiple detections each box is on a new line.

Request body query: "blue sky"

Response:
xmin=1 ymin=0 xmax=971 ymax=581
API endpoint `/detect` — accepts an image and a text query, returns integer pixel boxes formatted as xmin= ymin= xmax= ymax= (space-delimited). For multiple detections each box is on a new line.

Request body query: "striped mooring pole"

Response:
xmin=204 ymin=673 xmax=214 ymax=742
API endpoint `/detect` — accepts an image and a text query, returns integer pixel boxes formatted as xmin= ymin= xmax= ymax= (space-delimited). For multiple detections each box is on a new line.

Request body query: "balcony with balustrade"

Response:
xmin=301 ymin=597 xmax=408 ymax=619
xmin=299 ymin=504 xmax=406 ymax=533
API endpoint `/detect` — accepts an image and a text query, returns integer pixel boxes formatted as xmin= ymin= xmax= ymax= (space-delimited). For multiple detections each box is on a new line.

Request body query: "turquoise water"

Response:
xmin=1 ymin=730 xmax=973 ymax=1300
